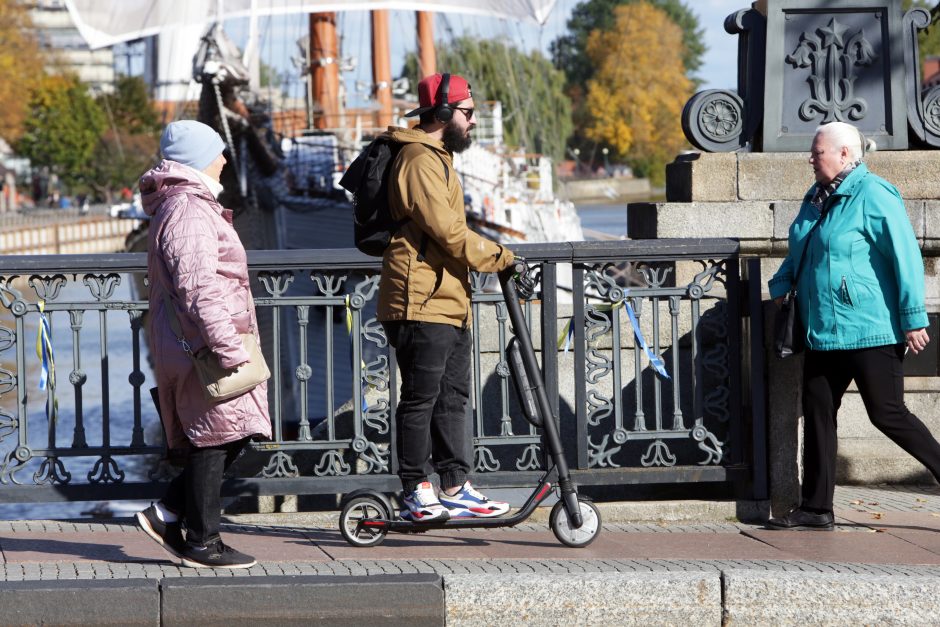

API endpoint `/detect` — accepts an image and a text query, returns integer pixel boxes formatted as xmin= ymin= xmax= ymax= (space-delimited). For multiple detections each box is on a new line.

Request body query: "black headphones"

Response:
xmin=434 ymin=72 xmax=453 ymax=124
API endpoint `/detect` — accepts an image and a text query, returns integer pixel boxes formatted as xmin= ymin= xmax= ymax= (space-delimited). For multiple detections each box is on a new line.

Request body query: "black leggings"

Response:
xmin=161 ymin=437 xmax=248 ymax=545
xmin=801 ymin=344 xmax=940 ymax=511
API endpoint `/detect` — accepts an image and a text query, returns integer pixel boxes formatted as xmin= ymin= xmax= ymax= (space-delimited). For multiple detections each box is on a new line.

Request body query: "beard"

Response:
xmin=442 ymin=119 xmax=473 ymax=154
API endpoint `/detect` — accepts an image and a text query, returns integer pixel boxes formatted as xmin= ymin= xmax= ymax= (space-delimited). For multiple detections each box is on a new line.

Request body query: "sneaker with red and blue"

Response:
xmin=439 ymin=482 xmax=510 ymax=518
xmin=401 ymin=481 xmax=451 ymax=522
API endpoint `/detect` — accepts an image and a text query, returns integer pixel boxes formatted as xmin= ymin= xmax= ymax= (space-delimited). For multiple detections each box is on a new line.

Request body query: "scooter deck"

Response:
xmin=357 ymin=480 xmax=555 ymax=534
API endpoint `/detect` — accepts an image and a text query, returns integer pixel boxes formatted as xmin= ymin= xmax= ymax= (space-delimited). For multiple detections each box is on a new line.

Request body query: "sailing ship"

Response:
xmin=64 ymin=1 xmax=583 ymax=251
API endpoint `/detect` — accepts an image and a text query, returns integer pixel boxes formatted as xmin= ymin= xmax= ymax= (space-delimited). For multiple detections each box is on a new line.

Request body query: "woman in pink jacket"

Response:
xmin=135 ymin=120 xmax=271 ymax=569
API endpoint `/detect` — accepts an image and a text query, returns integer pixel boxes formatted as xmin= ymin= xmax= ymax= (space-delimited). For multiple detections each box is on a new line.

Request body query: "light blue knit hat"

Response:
xmin=160 ymin=120 xmax=225 ymax=171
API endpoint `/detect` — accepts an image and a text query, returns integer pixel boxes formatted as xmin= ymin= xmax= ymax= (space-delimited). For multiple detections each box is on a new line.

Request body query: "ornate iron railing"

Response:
xmin=0 ymin=240 xmax=766 ymax=508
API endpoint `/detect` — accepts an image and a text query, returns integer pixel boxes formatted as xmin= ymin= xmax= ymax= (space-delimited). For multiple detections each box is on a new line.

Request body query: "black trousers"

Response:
xmin=801 ymin=344 xmax=940 ymax=511
xmin=384 ymin=321 xmax=472 ymax=494
xmin=161 ymin=437 xmax=247 ymax=545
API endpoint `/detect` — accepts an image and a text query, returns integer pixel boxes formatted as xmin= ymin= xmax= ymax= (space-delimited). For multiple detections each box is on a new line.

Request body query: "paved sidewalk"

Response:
xmin=2 ymin=484 xmax=940 ymax=625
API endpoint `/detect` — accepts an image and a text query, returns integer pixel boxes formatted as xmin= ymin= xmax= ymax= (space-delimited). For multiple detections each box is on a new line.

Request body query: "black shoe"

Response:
xmin=766 ymin=507 xmax=834 ymax=531
xmin=180 ymin=538 xmax=256 ymax=569
xmin=136 ymin=504 xmax=186 ymax=558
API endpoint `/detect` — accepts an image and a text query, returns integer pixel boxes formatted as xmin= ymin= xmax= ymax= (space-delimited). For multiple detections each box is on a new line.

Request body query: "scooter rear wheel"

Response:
xmin=340 ymin=495 xmax=390 ymax=547
xmin=550 ymin=497 xmax=601 ymax=548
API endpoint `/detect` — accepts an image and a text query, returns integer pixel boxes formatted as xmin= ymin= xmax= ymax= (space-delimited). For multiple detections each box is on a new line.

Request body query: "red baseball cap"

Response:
xmin=404 ymin=73 xmax=472 ymax=118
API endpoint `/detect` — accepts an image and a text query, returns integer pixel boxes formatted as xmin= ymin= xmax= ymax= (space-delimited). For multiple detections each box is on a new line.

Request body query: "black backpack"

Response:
xmin=339 ymin=137 xmax=448 ymax=257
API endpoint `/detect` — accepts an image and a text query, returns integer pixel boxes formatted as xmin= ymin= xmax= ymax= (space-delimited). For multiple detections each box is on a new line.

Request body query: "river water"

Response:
xmin=576 ymin=203 xmax=628 ymax=239
xmin=0 ymin=202 xmax=628 ymax=520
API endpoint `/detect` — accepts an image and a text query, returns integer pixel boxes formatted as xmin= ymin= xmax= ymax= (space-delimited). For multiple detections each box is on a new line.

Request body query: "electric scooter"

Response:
xmin=338 ymin=261 xmax=601 ymax=548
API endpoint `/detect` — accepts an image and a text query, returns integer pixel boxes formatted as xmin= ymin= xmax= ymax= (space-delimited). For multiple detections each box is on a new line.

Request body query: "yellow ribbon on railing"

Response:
xmin=557 ymin=318 xmax=573 ymax=352
xmin=344 ymin=294 xmax=354 ymax=335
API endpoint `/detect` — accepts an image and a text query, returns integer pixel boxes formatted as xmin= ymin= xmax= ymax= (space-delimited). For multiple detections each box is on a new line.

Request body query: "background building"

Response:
xmin=28 ymin=0 xmax=114 ymax=92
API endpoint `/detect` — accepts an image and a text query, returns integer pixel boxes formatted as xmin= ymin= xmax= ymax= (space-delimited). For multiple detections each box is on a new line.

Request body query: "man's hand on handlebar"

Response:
xmin=510 ymin=256 xmax=536 ymax=299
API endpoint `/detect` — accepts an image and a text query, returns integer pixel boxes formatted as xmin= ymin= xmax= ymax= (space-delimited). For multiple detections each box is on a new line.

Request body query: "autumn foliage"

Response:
xmin=17 ymin=74 xmax=106 ymax=189
xmin=0 ymin=0 xmax=44 ymax=144
xmin=583 ymin=2 xmax=692 ymax=184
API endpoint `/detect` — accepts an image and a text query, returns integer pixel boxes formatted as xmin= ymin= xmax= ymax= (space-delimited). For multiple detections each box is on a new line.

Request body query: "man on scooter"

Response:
xmin=377 ymin=72 xmax=519 ymax=521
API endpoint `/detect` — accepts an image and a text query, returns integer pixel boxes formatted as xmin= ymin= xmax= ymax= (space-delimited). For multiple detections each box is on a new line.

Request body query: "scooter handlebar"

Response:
xmin=498 ymin=257 xmax=535 ymax=299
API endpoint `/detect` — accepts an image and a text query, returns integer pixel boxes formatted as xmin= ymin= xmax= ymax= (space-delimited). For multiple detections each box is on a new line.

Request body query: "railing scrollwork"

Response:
xmin=0 ymin=241 xmax=763 ymax=509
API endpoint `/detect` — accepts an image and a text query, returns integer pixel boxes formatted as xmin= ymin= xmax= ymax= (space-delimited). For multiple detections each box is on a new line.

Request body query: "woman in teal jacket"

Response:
xmin=767 ymin=122 xmax=936 ymax=531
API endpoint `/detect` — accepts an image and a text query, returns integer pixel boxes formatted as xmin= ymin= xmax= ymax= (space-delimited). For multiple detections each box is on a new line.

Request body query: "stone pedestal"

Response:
xmin=666 ymin=151 xmax=940 ymax=203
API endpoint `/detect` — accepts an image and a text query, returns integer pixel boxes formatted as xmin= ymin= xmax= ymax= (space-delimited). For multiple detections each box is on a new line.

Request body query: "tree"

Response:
xmin=583 ymin=2 xmax=693 ymax=185
xmin=0 ymin=0 xmax=44 ymax=143
xmin=260 ymin=60 xmax=284 ymax=91
xmin=97 ymin=75 xmax=161 ymax=136
xmin=90 ymin=75 xmax=161 ymax=202
xmin=904 ymin=1 xmax=940 ymax=60
xmin=401 ymin=37 xmax=572 ymax=163
xmin=16 ymin=75 xmax=106 ymax=190
xmin=551 ymin=0 xmax=705 ymax=87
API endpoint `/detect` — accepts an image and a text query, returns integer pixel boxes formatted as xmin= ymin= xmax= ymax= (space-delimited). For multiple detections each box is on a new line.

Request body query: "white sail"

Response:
xmin=64 ymin=0 xmax=558 ymax=49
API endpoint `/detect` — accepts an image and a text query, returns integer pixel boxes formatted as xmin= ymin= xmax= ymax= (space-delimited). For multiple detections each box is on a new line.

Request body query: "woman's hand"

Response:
xmin=905 ymin=328 xmax=930 ymax=355
xmin=773 ymin=296 xmax=784 ymax=307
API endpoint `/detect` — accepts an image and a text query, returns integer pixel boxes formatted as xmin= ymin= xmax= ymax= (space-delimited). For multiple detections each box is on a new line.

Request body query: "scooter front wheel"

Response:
xmin=550 ymin=497 xmax=601 ymax=548
xmin=340 ymin=495 xmax=390 ymax=547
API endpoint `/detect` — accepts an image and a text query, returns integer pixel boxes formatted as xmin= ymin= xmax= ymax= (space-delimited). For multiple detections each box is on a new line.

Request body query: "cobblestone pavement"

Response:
xmin=833 ymin=483 xmax=940 ymax=512
xmin=1 ymin=485 xmax=939 ymax=582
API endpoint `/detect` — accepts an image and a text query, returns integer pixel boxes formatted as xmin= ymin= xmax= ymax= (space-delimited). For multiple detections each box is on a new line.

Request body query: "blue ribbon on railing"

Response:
xmin=35 ymin=301 xmax=58 ymax=423
xmin=559 ymin=295 xmax=670 ymax=378
xmin=622 ymin=297 xmax=670 ymax=380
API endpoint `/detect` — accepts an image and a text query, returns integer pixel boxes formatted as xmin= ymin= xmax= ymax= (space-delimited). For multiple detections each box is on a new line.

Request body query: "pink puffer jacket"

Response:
xmin=141 ymin=160 xmax=271 ymax=449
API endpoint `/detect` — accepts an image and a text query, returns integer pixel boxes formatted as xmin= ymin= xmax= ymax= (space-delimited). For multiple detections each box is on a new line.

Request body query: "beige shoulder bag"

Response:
xmin=162 ymin=294 xmax=270 ymax=402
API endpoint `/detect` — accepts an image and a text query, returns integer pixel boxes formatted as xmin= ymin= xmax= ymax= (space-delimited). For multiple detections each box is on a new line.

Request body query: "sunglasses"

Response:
xmin=453 ymin=106 xmax=475 ymax=120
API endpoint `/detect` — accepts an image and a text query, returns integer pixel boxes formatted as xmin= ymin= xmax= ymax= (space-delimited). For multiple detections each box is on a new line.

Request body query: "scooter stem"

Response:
xmin=500 ymin=269 xmax=584 ymax=529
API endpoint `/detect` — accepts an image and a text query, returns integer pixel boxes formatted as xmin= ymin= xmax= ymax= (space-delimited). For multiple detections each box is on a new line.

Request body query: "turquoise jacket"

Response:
xmin=768 ymin=163 xmax=928 ymax=351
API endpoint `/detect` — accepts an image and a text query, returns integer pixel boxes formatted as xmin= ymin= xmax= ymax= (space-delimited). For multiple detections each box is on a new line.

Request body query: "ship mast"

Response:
xmin=372 ymin=10 xmax=393 ymax=129
xmin=416 ymin=11 xmax=436 ymax=77
xmin=307 ymin=9 xmax=438 ymax=133
xmin=310 ymin=12 xmax=341 ymax=131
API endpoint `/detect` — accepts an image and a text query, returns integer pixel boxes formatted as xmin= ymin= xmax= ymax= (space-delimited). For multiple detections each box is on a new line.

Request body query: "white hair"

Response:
xmin=815 ymin=122 xmax=877 ymax=161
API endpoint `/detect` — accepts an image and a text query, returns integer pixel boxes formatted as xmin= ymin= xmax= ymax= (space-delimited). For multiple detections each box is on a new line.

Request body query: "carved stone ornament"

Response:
xmin=785 ymin=18 xmax=876 ymax=123
xmin=682 ymin=0 xmax=931 ymax=152
xmin=682 ymin=90 xmax=745 ymax=152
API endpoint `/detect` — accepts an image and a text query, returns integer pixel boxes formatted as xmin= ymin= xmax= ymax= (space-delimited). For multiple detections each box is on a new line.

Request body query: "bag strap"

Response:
xmin=790 ymin=209 xmax=827 ymax=289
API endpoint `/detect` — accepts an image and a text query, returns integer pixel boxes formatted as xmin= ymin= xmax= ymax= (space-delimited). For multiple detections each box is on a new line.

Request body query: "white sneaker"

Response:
xmin=439 ymin=482 xmax=510 ymax=518
xmin=401 ymin=481 xmax=451 ymax=522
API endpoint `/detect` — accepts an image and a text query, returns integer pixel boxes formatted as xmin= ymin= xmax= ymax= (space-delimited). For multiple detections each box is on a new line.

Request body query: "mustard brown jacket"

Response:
xmin=377 ymin=126 xmax=513 ymax=327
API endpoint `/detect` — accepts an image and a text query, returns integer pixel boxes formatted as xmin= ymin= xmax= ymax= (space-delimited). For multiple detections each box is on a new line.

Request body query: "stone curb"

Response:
xmin=1 ymin=574 xmax=444 ymax=626
xmin=723 ymin=569 xmax=940 ymax=626
xmin=0 ymin=578 xmax=160 ymax=626
xmin=162 ymin=574 xmax=443 ymax=626
xmin=4 ymin=568 xmax=940 ymax=625
xmin=444 ymin=572 xmax=721 ymax=625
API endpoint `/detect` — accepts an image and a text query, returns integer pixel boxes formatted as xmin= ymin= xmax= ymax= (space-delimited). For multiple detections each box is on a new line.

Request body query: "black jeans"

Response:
xmin=160 ymin=437 xmax=247 ymax=546
xmin=384 ymin=321 xmax=472 ymax=494
xmin=801 ymin=345 xmax=940 ymax=511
